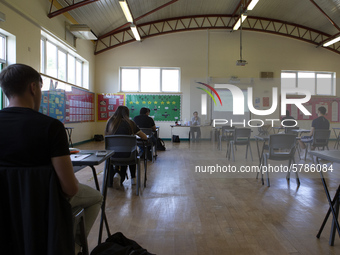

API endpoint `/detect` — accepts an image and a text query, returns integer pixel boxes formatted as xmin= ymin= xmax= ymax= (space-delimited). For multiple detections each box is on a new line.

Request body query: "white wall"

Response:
xmin=95 ymin=30 xmax=340 ymax=138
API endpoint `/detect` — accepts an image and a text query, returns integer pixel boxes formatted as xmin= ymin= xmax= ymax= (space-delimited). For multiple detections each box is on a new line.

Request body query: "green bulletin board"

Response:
xmin=126 ymin=94 xmax=181 ymax=121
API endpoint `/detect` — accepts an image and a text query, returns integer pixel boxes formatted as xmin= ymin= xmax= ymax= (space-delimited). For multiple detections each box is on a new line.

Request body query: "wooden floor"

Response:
xmin=75 ymin=140 xmax=340 ymax=255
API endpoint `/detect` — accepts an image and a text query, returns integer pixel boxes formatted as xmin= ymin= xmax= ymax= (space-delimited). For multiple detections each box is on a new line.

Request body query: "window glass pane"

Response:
xmin=297 ymin=72 xmax=315 ymax=95
xmin=46 ymin=41 xmax=57 ymax=78
xmin=0 ymin=36 xmax=5 ymax=60
xmin=76 ymin=60 xmax=82 ymax=86
xmin=68 ymin=55 xmax=75 ymax=84
xmin=141 ymin=68 xmax=160 ymax=92
xmin=316 ymin=73 xmax=332 ymax=95
xmin=121 ymin=69 xmax=139 ymax=91
xmin=162 ymin=69 xmax=179 ymax=92
xmin=58 ymin=50 xmax=66 ymax=81
xmin=281 ymin=72 xmax=296 ymax=91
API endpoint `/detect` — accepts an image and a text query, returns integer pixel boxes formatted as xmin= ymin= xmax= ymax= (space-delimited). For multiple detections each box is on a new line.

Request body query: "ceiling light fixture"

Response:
xmin=323 ymin=36 xmax=340 ymax=47
xmin=233 ymin=13 xmax=247 ymax=30
xmin=247 ymin=0 xmax=259 ymax=11
xmin=119 ymin=0 xmax=133 ymax=23
xmin=130 ymin=24 xmax=141 ymax=41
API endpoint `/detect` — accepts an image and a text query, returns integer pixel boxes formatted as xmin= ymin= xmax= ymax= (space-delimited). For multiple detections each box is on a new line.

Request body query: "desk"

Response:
xmin=272 ymin=127 xmax=284 ymax=134
xmin=310 ymin=150 xmax=340 ymax=246
xmin=170 ymin=125 xmax=211 ymax=141
xmin=65 ymin=127 xmax=74 ymax=147
xmin=292 ymin=129 xmax=311 ymax=136
xmin=332 ymin=128 xmax=340 ymax=149
xmin=71 ymin=149 xmax=114 ymax=245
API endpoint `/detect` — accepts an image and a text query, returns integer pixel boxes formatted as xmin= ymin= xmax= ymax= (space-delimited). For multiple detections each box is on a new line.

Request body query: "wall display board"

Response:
xmin=286 ymin=97 xmax=340 ymax=122
xmin=40 ymin=89 xmax=66 ymax=122
xmin=126 ymin=94 xmax=181 ymax=121
xmin=97 ymin=93 xmax=125 ymax=121
xmin=66 ymin=87 xmax=95 ymax=123
xmin=39 ymin=76 xmax=95 ymax=123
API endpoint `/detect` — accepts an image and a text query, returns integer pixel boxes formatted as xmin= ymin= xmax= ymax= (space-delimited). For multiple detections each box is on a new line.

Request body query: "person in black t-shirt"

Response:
xmin=133 ymin=108 xmax=157 ymax=157
xmin=299 ymin=106 xmax=330 ymax=151
xmin=105 ymin=106 xmax=147 ymax=188
xmin=133 ymin=107 xmax=156 ymax=131
xmin=0 ymin=64 xmax=102 ymax=252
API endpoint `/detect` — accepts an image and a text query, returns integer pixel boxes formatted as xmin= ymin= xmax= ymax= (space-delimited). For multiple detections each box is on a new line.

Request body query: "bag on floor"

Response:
xmin=90 ymin=232 xmax=156 ymax=255
xmin=156 ymin=138 xmax=166 ymax=151
xmin=172 ymin=135 xmax=180 ymax=143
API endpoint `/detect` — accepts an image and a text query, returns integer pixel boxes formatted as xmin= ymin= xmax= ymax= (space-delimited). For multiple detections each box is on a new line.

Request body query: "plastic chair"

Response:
xmin=218 ymin=126 xmax=235 ymax=153
xmin=261 ymin=134 xmax=299 ymax=187
xmin=285 ymin=126 xmax=301 ymax=158
xmin=304 ymin=129 xmax=331 ymax=162
xmin=105 ymin=135 xmax=142 ymax=195
xmin=227 ymin=128 xmax=253 ymax=162
xmin=0 ymin=165 xmax=75 ymax=255
xmin=140 ymin=128 xmax=157 ymax=162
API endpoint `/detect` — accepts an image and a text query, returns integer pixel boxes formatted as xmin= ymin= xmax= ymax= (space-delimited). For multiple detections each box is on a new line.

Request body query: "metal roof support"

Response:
xmin=98 ymin=0 xmax=179 ymax=40
xmin=48 ymin=0 xmax=100 ymax=19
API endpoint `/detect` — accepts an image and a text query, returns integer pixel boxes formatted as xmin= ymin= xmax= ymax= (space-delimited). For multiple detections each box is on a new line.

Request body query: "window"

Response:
xmin=281 ymin=70 xmax=336 ymax=96
xmin=40 ymin=33 xmax=88 ymax=89
xmin=120 ymin=67 xmax=180 ymax=92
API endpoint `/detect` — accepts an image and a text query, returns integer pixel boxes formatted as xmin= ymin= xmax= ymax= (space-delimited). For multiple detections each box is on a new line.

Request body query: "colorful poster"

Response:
xmin=97 ymin=93 xmax=125 ymax=121
xmin=126 ymin=94 xmax=181 ymax=121
xmin=66 ymin=87 xmax=95 ymax=123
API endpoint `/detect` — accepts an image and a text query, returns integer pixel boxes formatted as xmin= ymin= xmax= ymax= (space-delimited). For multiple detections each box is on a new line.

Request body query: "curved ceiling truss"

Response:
xmin=95 ymin=15 xmax=340 ymax=56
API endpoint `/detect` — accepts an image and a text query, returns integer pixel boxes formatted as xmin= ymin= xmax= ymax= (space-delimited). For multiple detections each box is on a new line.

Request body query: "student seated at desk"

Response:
xmin=133 ymin=107 xmax=157 ymax=160
xmin=298 ymin=106 xmax=330 ymax=156
xmin=0 ymin=64 xmax=102 ymax=254
xmin=190 ymin=111 xmax=201 ymax=141
xmin=105 ymin=106 xmax=147 ymax=188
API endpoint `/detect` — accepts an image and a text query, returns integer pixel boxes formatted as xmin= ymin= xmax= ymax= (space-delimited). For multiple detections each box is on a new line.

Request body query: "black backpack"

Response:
xmin=91 ymin=232 xmax=155 ymax=255
xmin=156 ymin=138 xmax=166 ymax=151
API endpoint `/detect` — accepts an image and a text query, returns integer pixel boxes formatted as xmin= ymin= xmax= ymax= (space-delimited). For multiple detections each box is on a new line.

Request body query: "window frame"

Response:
xmin=120 ymin=67 xmax=181 ymax=92
xmin=281 ymin=70 xmax=336 ymax=96
xmin=40 ymin=36 xmax=86 ymax=89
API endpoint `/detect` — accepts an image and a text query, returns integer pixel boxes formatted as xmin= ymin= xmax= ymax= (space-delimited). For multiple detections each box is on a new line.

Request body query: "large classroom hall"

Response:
xmin=1 ymin=0 xmax=340 ymax=254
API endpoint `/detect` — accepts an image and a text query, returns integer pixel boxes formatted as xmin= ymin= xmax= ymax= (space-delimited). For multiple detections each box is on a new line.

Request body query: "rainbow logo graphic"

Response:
xmin=196 ymin=82 xmax=222 ymax=106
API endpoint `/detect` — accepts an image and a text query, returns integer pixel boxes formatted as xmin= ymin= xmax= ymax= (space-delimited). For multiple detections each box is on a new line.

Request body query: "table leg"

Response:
xmin=98 ymin=159 xmax=111 ymax=244
xmin=316 ymin=158 xmax=340 ymax=245
xmin=330 ymin=189 xmax=340 ymax=245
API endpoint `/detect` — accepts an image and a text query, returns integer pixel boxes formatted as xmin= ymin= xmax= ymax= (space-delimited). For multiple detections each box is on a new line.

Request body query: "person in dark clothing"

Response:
xmin=133 ymin=107 xmax=157 ymax=132
xmin=134 ymin=107 xmax=157 ymax=160
xmin=281 ymin=110 xmax=297 ymax=127
xmin=0 ymin=64 xmax=102 ymax=253
xmin=105 ymin=106 xmax=147 ymax=188
xmin=299 ymin=106 xmax=330 ymax=151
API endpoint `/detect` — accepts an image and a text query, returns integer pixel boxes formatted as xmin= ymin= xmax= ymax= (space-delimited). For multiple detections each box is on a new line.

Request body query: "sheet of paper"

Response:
xmin=70 ymin=154 xmax=91 ymax=161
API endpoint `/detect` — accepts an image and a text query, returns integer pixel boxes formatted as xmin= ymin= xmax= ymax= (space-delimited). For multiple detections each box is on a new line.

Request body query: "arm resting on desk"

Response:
xmin=52 ymin=155 xmax=79 ymax=197
xmin=136 ymin=130 xmax=148 ymax=140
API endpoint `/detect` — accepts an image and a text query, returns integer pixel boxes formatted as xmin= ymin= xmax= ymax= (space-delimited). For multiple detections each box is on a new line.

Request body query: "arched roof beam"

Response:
xmin=95 ymin=15 xmax=340 ymax=56
xmin=48 ymin=0 xmax=100 ymax=19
